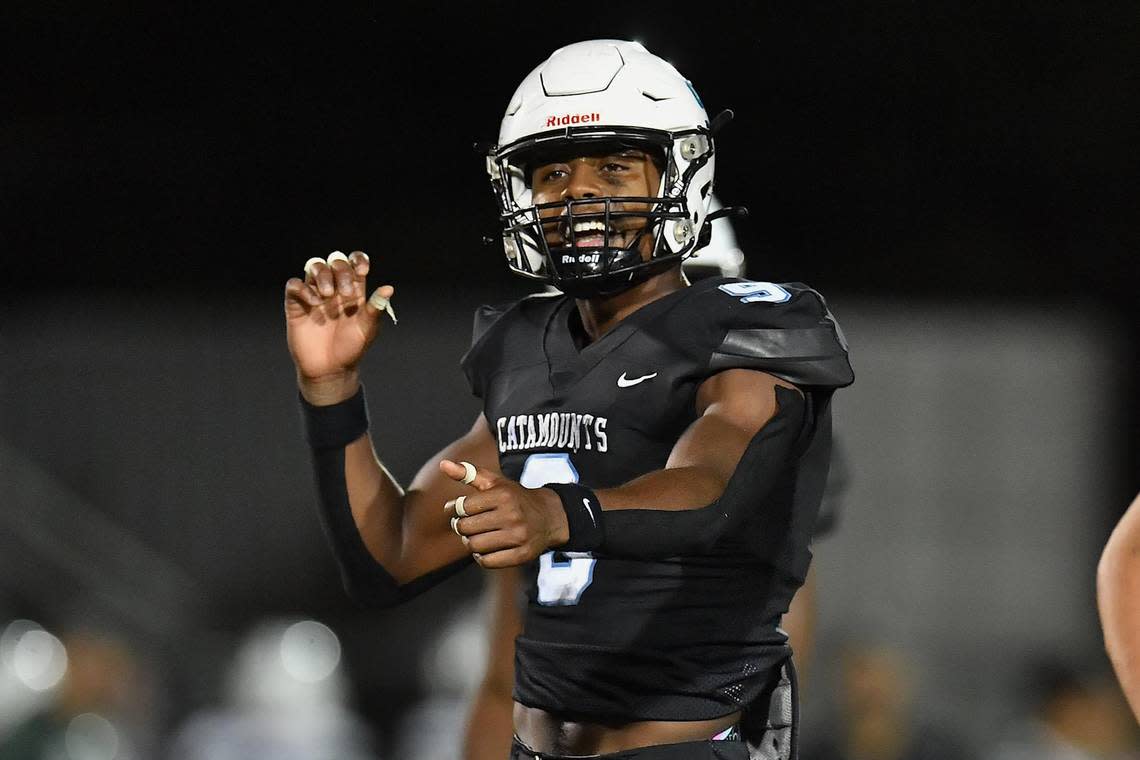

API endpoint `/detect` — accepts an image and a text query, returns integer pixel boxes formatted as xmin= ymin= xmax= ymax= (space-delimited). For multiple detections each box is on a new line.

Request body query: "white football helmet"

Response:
xmin=487 ymin=40 xmax=718 ymax=296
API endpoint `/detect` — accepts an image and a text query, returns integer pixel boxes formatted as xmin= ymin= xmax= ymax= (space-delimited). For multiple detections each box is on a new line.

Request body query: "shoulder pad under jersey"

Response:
xmin=460 ymin=292 xmax=562 ymax=398
xmin=665 ymin=277 xmax=854 ymax=389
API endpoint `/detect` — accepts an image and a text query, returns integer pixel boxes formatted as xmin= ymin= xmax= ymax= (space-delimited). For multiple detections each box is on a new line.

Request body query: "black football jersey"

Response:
xmin=461 ymin=276 xmax=853 ymax=722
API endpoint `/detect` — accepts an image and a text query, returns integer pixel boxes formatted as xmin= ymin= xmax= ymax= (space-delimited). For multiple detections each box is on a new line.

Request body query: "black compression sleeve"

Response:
xmin=600 ymin=386 xmax=807 ymax=560
xmin=300 ymin=390 xmax=471 ymax=607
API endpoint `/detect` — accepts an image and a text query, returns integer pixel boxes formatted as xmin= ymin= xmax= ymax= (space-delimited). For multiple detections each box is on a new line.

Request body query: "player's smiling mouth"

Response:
xmin=545 ymin=218 xmax=634 ymax=249
xmin=564 ymin=219 xmax=621 ymax=248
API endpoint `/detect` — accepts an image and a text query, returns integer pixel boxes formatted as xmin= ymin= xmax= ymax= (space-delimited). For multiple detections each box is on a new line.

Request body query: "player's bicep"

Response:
xmin=599 ymin=373 xmax=807 ymax=558
xmin=666 ymin=369 xmax=800 ymax=484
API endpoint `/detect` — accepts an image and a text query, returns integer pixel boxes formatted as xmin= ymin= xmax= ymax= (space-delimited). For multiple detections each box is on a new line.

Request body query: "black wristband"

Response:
xmin=544 ymin=482 xmax=605 ymax=552
xmin=299 ymin=385 xmax=369 ymax=450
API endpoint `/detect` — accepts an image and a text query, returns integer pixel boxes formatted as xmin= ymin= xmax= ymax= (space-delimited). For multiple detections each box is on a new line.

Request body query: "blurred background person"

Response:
xmin=166 ymin=618 xmax=378 ymax=760
xmin=394 ymin=600 xmax=487 ymax=760
xmin=0 ymin=623 xmax=153 ymax=760
xmin=985 ymin=659 xmax=1139 ymax=760
xmin=800 ymin=643 xmax=972 ymax=760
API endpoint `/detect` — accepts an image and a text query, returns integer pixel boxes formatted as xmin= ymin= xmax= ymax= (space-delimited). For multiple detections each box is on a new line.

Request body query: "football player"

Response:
xmin=460 ymin=225 xmax=848 ymax=760
xmin=285 ymin=40 xmax=853 ymax=760
xmin=1098 ymin=491 xmax=1140 ymax=721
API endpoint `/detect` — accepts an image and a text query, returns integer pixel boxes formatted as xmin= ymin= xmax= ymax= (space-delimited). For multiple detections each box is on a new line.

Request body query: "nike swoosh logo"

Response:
xmin=582 ymin=498 xmax=597 ymax=527
xmin=617 ymin=372 xmax=658 ymax=388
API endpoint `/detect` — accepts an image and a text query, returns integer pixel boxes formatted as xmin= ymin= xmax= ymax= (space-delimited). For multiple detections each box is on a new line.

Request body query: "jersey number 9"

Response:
xmin=519 ymin=454 xmax=597 ymax=606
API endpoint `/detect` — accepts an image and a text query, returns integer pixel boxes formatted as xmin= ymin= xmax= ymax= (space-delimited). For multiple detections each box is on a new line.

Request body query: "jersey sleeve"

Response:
xmin=670 ymin=278 xmax=854 ymax=389
xmin=460 ymin=303 xmax=510 ymax=399
xmin=459 ymin=293 xmax=562 ymax=399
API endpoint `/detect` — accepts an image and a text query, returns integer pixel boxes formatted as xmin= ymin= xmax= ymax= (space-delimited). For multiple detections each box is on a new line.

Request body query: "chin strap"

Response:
xmin=710 ymin=108 xmax=735 ymax=135
xmin=708 ymin=205 xmax=750 ymax=223
xmin=695 ymin=204 xmax=749 ymax=252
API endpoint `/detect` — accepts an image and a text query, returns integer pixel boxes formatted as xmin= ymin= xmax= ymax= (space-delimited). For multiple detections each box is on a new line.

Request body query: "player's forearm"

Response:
xmin=302 ymin=375 xmax=410 ymax=556
xmin=342 ymin=435 xmax=413 ymax=570
xmin=596 ymin=466 xmax=728 ymax=512
xmin=1098 ymin=496 xmax=1140 ymax=720
xmin=1099 ymin=564 xmax=1140 ymax=719
xmin=302 ymin=386 xmax=467 ymax=604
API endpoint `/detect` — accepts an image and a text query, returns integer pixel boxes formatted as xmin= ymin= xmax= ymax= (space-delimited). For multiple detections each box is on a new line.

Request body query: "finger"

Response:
xmin=466 ymin=530 xmax=519 ymax=555
xmin=443 ymin=494 xmax=493 ymax=521
xmin=284 ymin=277 xmax=322 ymax=312
xmin=474 ymin=547 xmax=532 ymax=569
xmin=366 ymin=285 xmax=397 ymax=324
xmin=446 ymin=509 xmax=500 ymax=536
xmin=460 ymin=462 xmax=477 ymax=486
xmin=348 ymin=250 xmax=370 ymax=279
xmin=303 ymin=257 xmax=325 ymax=279
xmin=439 ymin=459 xmax=499 ymax=491
xmin=327 ymin=251 xmax=356 ymax=298
xmin=450 ymin=514 xmax=503 ymax=542
xmin=305 ymin=258 xmax=336 ymax=298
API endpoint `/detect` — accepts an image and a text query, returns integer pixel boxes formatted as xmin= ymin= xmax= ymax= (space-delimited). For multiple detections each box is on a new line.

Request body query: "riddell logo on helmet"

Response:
xmin=544 ymin=113 xmax=601 ymax=127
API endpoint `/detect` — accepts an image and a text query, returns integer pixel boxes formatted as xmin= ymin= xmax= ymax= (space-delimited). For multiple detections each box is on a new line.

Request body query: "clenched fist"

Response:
xmin=284 ymin=250 xmax=395 ymax=405
xmin=440 ymin=459 xmax=571 ymax=569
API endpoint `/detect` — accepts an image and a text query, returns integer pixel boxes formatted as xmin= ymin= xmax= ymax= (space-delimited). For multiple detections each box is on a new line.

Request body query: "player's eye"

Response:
xmin=535 ymin=165 xmax=568 ymax=184
xmin=601 ymin=162 xmax=630 ymax=173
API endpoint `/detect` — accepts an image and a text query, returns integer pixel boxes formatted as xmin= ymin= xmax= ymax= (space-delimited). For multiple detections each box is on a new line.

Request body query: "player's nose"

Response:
xmin=562 ymin=161 xmax=603 ymax=201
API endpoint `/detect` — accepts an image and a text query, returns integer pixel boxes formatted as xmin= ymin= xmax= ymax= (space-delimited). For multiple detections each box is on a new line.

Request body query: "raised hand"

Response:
xmin=440 ymin=460 xmax=570 ymax=569
xmin=284 ymin=251 xmax=394 ymax=404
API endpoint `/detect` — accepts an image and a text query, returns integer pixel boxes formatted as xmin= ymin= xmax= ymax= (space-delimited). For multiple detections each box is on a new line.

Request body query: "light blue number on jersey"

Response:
xmin=519 ymin=453 xmax=597 ymax=606
xmin=717 ymin=281 xmax=791 ymax=303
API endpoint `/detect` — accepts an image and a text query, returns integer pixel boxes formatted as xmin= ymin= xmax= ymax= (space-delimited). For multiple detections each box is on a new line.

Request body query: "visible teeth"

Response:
xmin=572 ymin=221 xmax=608 ymax=234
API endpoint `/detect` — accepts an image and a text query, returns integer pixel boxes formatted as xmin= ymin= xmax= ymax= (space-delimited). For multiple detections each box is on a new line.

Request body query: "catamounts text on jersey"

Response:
xmin=495 ymin=412 xmax=608 ymax=454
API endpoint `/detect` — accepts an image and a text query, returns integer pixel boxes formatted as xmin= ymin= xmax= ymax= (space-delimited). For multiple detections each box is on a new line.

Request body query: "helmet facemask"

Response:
xmin=489 ymin=127 xmax=714 ymax=298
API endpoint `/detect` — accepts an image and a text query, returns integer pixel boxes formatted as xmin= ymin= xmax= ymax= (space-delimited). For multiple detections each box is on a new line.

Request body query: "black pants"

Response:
xmin=509 ymin=737 xmax=749 ymax=760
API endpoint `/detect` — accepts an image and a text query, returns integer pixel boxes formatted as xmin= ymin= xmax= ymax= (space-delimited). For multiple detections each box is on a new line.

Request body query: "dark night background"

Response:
xmin=1 ymin=1 xmax=1137 ymax=756
xmin=5 ymin=2 xmax=1135 ymax=300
